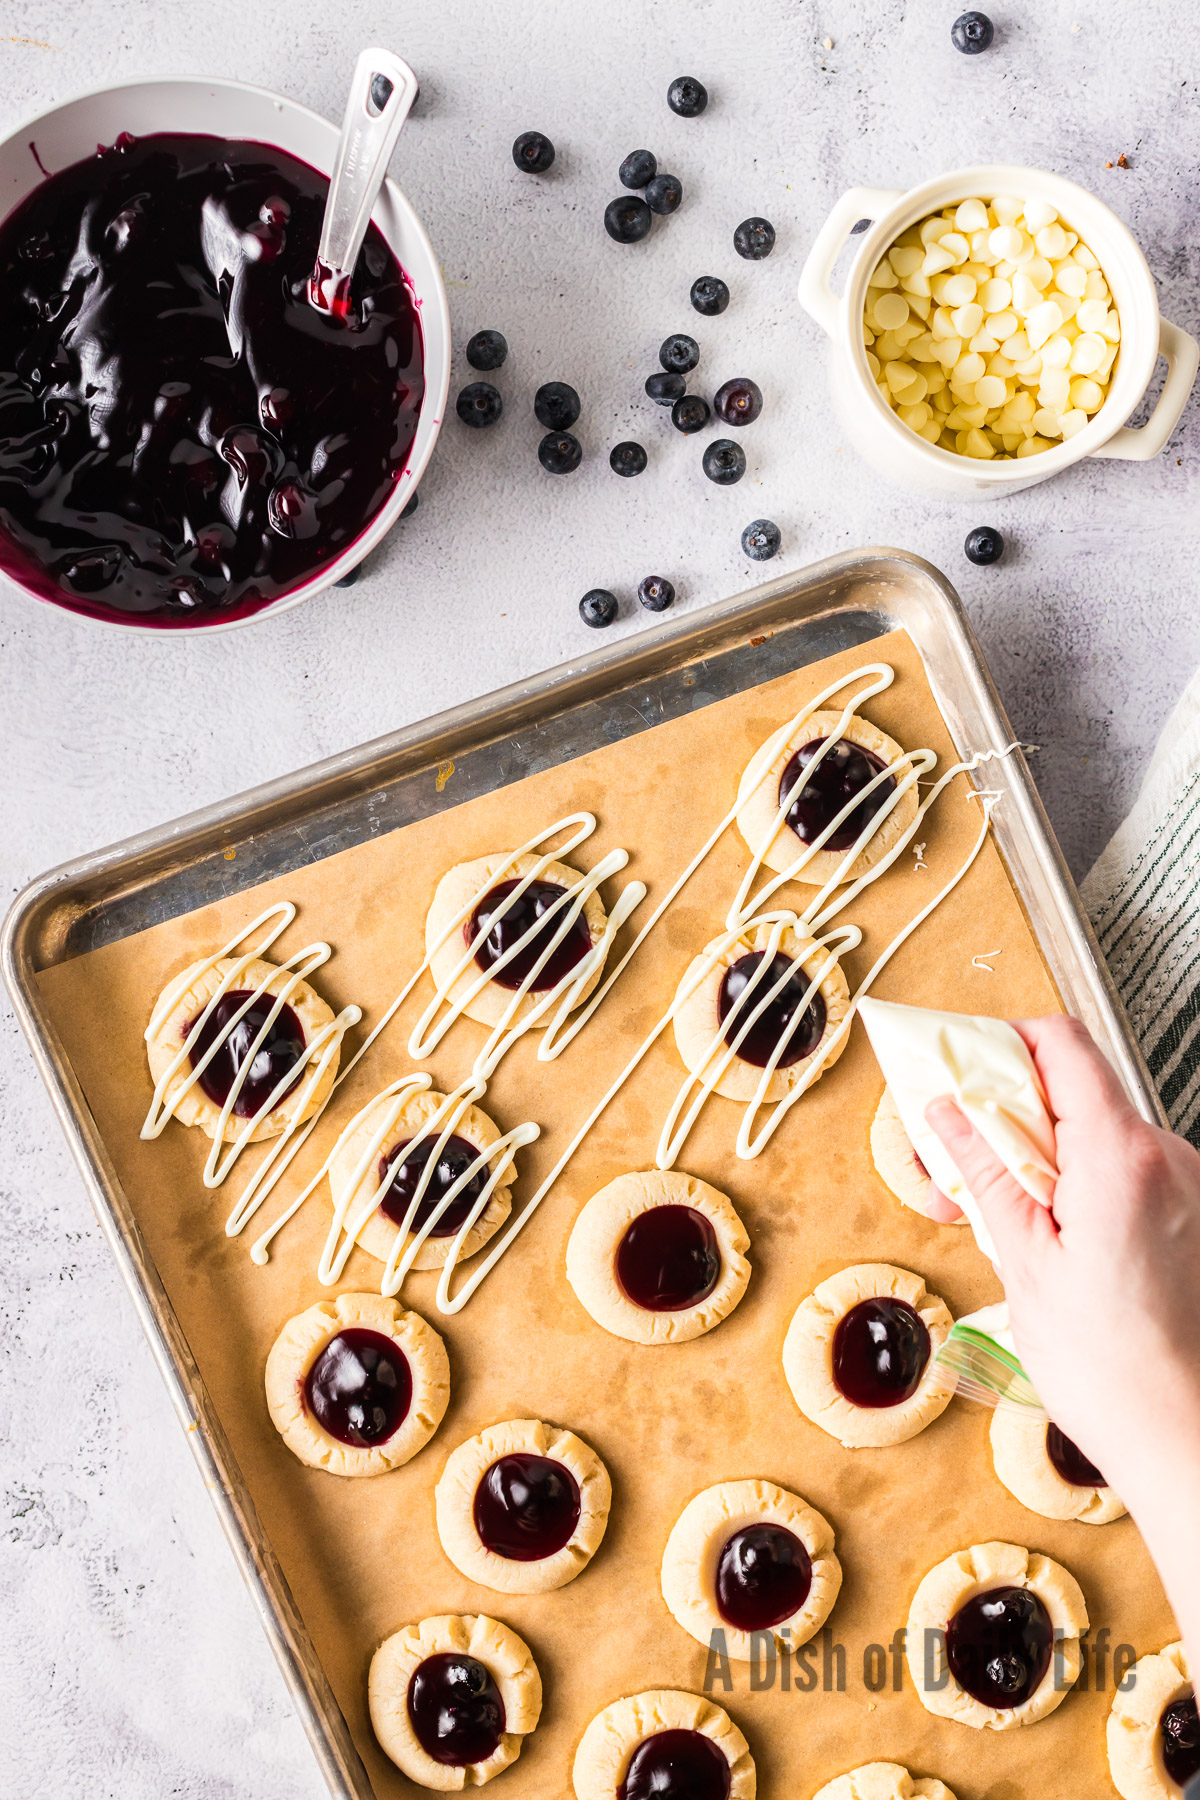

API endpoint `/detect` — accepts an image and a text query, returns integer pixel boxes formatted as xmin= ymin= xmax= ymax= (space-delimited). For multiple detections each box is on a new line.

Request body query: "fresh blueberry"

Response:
xmin=401 ymin=490 xmax=419 ymax=518
xmin=742 ymin=518 xmax=781 ymax=560
xmin=951 ymin=10 xmax=994 ymax=52
xmin=456 ymin=381 xmax=503 ymax=428
xmin=610 ymin=440 xmax=648 ymax=476
xmin=714 ymin=377 xmax=763 ymax=426
xmin=703 ymin=438 xmax=746 ymax=485
xmin=539 ymin=431 xmax=583 ymax=474
xmin=691 ymin=275 xmax=730 ymax=316
xmin=465 ymin=329 xmax=508 ymax=371
xmin=620 ymin=148 xmax=657 ymax=189
xmin=645 ymin=371 xmax=687 ymax=406
xmin=660 ymin=333 xmax=700 ymax=374
xmin=672 ymin=394 xmax=710 ymax=434
xmin=335 ymin=560 xmax=363 ymax=587
xmin=646 ymin=173 xmax=683 ymax=215
xmin=369 ymin=74 xmax=395 ymax=113
xmin=580 ymin=588 xmax=618 ymax=627
xmin=639 ymin=575 xmax=675 ymax=612
xmin=734 ymin=216 xmax=776 ymax=260
xmin=964 ymin=524 xmax=1005 ymax=564
xmin=534 ymin=381 xmax=581 ymax=430
xmin=512 ymin=130 xmax=555 ymax=173
xmin=605 ymin=196 xmax=653 ymax=243
xmin=667 ymin=76 xmax=708 ymax=117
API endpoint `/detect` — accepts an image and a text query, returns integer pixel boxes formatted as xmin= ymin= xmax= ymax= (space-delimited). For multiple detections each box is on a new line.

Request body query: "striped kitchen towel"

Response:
xmin=1081 ymin=669 xmax=1200 ymax=1145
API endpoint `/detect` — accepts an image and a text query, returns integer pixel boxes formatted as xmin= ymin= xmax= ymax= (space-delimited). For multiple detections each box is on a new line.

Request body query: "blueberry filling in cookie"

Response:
xmin=945 ymin=1586 xmax=1053 ymax=1708
xmin=832 ymin=1297 xmax=931 ymax=1409
xmin=407 ymin=1652 xmax=506 ymax=1766
xmin=778 ymin=738 xmax=895 ymax=851
xmin=1045 ymin=1423 xmax=1107 ymax=1489
xmin=615 ymin=1205 xmax=721 ymax=1312
xmin=378 ymin=1134 xmax=488 ymax=1236
xmin=1161 ymin=1693 xmax=1200 ymax=1786
xmin=472 ymin=1452 xmax=582 ymax=1561
xmin=717 ymin=951 xmax=827 ymax=1067
xmin=184 ymin=990 xmax=306 ymax=1114
xmin=468 ymin=878 xmax=592 ymax=990
xmin=715 ymin=1523 xmax=813 ymax=1631
xmin=304 ymin=1328 xmax=411 ymax=1448
xmin=619 ymin=1729 xmax=732 ymax=1800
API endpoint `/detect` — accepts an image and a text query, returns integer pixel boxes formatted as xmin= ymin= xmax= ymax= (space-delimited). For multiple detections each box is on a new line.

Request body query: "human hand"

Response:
xmin=925 ymin=1016 xmax=1200 ymax=1636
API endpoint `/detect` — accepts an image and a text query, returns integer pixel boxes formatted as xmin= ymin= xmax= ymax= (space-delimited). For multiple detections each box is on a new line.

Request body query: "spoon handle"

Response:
xmin=312 ymin=47 xmax=418 ymax=309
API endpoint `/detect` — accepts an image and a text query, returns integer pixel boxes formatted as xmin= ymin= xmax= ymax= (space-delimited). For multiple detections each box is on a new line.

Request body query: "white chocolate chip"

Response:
xmin=942 ymin=272 xmax=978 ymax=307
xmin=1021 ymin=198 xmax=1059 ymax=233
xmin=955 ymin=198 xmax=990 ymax=233
xmin=1059 ymin=407 xmax=1088 ymax=438
xmin=888 ymin=245 xmax=924 ymax=278
xmin=1026 ymin=300 xmax=1064 ymax=349
xmin=992 ymin=196 xmax=1024 ymax=226
xmin=1069 ymin=375 xmax=1103 ymax=411
xmin=1068 ymin=332 xmax=1107 ymax=373
xmin=873 ymin=291 xmax=911 ymax=330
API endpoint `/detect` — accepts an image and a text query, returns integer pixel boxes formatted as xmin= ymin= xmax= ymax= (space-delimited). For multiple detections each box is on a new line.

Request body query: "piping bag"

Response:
xmin=858 ymin=998 xmax=1057 ymax=1413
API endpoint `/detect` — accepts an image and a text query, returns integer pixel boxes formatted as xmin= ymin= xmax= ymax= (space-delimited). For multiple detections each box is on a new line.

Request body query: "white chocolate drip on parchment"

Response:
xmin=173 ymin=662 xmax=1020 ymax=1313
xmin=140 ymin=901 xmax=361 ymax=1191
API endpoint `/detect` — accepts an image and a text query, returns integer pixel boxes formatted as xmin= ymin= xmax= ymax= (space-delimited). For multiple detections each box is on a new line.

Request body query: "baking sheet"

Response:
xmin=34 ymin=626 xmax=1172 ymax=1799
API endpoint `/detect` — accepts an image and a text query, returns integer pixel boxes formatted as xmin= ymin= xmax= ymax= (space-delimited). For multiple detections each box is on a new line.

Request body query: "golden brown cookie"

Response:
xmin=1107 ymin=1641 xmax=1194 ymax=1800
xmin=735 ymin=709 xmax=918 ymax=886
xmin=369 ymin=1612 xmax=541 ymax=1790
xmin=990 ymin=1410 xmax=1127 ymax=1524
xmin=425 ymin=851 xmax=608 ymax=1030
xmin=264 ymin=1292 xmax=449 ymax=1477
xmin=813 ymin=1765 xmax=958 ymax=1800
xmin=435 ymin=1418 xmax=612 ymax=1594
xmin=782 ymin=1263 xmax=957 ymax=1448
xmin=329 ymin=1086 xmax=514 ymax=1271
xmin=565 ymin=1170 xmax=751 ymax=1345
xmin=870 ymin=1087 xmax=964 ymax=1222
xmin=146 ymin=954 xmax=338 ymax=1141
xmin=660 ymin=1478 xmax=841 ymax=1662
xmin=672 ymin=920 xmax=850 ymax=1102
xmin=572 ymin=1689 xmax=755 ymax=1800
xmin=905 ymin=1540 xmax=1087 ymax=1729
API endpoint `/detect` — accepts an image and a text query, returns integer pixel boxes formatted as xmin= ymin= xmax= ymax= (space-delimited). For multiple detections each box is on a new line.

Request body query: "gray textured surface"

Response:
xmin=1 ymin=2 xmax=1197 ymax=1795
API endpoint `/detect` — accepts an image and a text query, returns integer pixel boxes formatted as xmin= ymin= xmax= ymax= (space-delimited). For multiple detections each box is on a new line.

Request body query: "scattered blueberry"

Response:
xmin=610 ymin=440 xmax=648 ymax=476
xmin=457 ymin=381 xmax=503 ymax=428
xmin=672 ymin=394 xmax=710 ymax=434
xmin=742 ymin=518 xmax=781 ymax=560
xmin=660 ymin=333 xmax=700 ymax=374
xmin=620 ymin=148 xmax=657 ymax=189
xmin=539 ymin=431 xmax=583 ymax=474
xmin=401 ymin=490 xmax=419 ymax=518
xmin=964 ymin=524 xmax=1005 ymax=565
xmin=646 ymin=172 xmax=683 ymax=215
xmin=714 ymin=377 xmax=763 ymax=426
xmin=734 ymin=216 xmax=776 ymax=260
xmin=667 ymin=76 xmax=708 ymax=117
xmin=639 ymin=575 xmax=675 ymax=612
xmin=605 ymin=196 xmax=653 ymax=243
xmin=466 ymin=329 xmax=508 ymax=371
xmin=369 ymin=74 xmax=395 ymax=114
xmin=335 ymin=561 xmax=362 ymax=587
xmin=580 ymin=588 xmax=618 ymax=628
xmin=951 ymin=10 xmax=994 ymax=52
xmin=534 ymin=381 xmax=581 ymax=430
xmin=512 ymin=130 xmax=555 ymax=173
xmin=691 ymin=275 xmax=730 ymax=316
xmin=645 ymin=371 xmax=687 ymax=406
xmin=703 ymin=438 xmax=746 ymax=485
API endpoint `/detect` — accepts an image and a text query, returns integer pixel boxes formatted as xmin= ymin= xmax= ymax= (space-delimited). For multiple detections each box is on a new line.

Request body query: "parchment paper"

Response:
xmin=37 ymin=628 xmax=1173 ymax=1800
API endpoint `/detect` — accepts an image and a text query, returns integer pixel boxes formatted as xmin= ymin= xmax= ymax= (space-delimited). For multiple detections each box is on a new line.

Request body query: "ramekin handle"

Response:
xmin=798 ymin=187 xmax=906 ymax=337
xmin=1093 ymin=317 xmax=1199 ymax=461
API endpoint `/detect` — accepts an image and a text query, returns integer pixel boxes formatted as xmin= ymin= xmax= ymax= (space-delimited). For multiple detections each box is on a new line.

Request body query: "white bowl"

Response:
xmin=0 ymin=73 xmax=451 ymax=632
xmin=798 ymin=164 xmax=1198 ymax=500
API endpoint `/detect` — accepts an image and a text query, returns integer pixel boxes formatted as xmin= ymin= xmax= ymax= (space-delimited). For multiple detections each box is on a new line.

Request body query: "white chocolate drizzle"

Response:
xmin=141 ymin=901 xmax=361 ymax=1191
xmin=157 ymin=662 xmax=1022 ymax=1316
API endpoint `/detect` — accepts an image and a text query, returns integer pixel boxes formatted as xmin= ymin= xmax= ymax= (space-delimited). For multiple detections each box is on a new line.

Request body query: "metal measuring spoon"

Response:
xmin=309 ymin=47 xmax=419 ymax=316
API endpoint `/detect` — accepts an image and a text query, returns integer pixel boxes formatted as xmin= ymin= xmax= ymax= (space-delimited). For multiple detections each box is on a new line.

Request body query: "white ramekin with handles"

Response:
xmin=0 ymin=72 xmax=451 ymax=632
xmin=798 ymin=164 xmax=1198 ymax=500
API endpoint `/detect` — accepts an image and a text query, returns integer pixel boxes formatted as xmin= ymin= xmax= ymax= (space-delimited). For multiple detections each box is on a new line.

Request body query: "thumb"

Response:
xmin=924 ymin=1097 xmax=1059 ymax=1276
